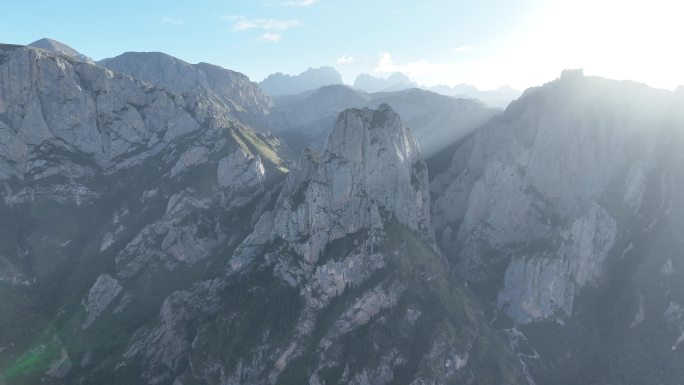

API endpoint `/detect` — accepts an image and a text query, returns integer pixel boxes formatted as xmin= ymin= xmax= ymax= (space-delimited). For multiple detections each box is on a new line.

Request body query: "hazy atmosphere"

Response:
xmin=2 ymin=1 xmax=684 ymax=385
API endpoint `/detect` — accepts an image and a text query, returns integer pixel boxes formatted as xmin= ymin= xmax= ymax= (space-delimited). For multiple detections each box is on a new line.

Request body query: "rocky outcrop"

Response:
xmin=266 ymin=103 xmax=432 ymax=263
xmin=427 ymin=84 xmax=521 ymax=109
xmin=353 ymin=72 xmax=416 ymax=93
xmin=82 ymin=274 xmax=123 ymax=329
xmin=0 ymin=45 xmax=204 ymax=177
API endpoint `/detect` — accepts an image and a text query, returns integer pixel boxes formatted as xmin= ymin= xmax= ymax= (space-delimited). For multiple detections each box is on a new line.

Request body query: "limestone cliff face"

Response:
xmin=99 ymin=52 xmax=274 ymax=132
xmin=259 ymin=66 xmax=343 ymax=96
xmin=0 ymin=45 xmax=204 ymax=178
xmin=267 ymin=103 xmax=432 ymax=263
xmin=0 ymin=44 xmax=287 ymax=384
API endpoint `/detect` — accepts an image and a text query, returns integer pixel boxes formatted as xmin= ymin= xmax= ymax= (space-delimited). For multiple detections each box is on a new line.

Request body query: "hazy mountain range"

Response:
xmin=258 ymin=66 xmax=521 ymax=109
xmin=353 ymin=72 xmax=416 ymax=93
xmin=270 ymin=84 xmax=497 ymax=156
xmin=1 ymin=39 xmax=683 ymax=385
xmin=259 ymin=66 xmax=344 ymax=96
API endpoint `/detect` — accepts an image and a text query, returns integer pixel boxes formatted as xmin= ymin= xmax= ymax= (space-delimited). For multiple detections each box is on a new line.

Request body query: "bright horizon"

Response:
xmin=2 ymin=0 xmax=683 ymax=91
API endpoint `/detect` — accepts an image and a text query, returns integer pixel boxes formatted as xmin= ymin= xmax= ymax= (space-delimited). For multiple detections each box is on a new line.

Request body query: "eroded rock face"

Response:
xmin=430 ymin=72 xmax=684 ymax=384
xmin=259 ymin=66 xmax=343 ymax=96
xmin=267 ymin=103 xmax=432 ymax=263
xmin=82 ymin=274 xmax=123 ymax=329
xmin=118 ymin=105 xmax=526 ymax=385
xmin=0 ymin=45 xmax=208 ymax=178
xmin=99 ymin=52 xmax=273 ymax=131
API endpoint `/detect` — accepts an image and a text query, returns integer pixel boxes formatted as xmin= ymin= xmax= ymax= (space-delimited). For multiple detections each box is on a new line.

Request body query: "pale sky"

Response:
xmin=2 ymin=0 xmax=683 ymax=91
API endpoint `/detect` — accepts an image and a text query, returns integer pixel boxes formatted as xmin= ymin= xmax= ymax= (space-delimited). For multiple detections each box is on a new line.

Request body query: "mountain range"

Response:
xmin=257 ymin=66 xmax=521 ymax=109
xmin=1 ymin=39 xmax=683 ymax=385
xmin=270 ymin=85 xmax=498 ymax=157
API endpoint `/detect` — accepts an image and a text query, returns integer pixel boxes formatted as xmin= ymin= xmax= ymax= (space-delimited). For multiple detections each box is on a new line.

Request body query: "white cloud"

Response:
xmin=280 ymin=0 xmax=317 ymax=6
xmin=161 ymin=17 xmax=183 ymax=26
xmin=453 ymin=45 xmax=475 ymax=53
xmin=374 ymin=52 xmax=449 ymax=78
xmin=257 ymin=33 xmax=282 ymax=43
xmin=223 ymin=16 xmax=300 ymax=31
xmin=337 ymin=54 xmax=356 ymax=65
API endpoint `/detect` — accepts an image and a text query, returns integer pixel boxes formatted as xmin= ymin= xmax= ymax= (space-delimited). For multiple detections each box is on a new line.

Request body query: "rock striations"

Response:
xmin=109 ymin=105 xmax=527 ymax=385
xmin=259 ymin=66 xmax=343 ymax=96
xmin=267 ymin=103 xmax=432 ymax=263
xmin=0 ymin=43 xmax=288 ymax=385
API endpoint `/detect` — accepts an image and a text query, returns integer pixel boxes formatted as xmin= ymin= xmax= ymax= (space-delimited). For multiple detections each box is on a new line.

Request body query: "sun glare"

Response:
xmin=533 ymin=0 xmax=684 ymax=89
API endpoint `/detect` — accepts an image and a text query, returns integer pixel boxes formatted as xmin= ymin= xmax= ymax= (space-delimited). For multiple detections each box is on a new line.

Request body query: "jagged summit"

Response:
xmin=255 ymin=104 xmax=432 ymax=263
xmin=28 ymin=37 xmax=94 ymax=63
xmin=560 ymin=68 xmax=584 ymax=79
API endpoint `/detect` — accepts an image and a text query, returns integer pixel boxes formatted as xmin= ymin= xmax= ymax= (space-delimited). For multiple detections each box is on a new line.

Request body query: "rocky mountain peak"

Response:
xmin=353 ymin=72 xmax=417 ymax=93
xmin=258 ymin=66 xmax=343 ymax=96
xmin=262 ymin=104 xmax=432 ymax=263
xmin=28 ymin=37 xmax=94 ymax=64
xmin=327 ymin=103 xmax=419 ymax=163
xmin=98 ymin=51 xmax=273 ymax=132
